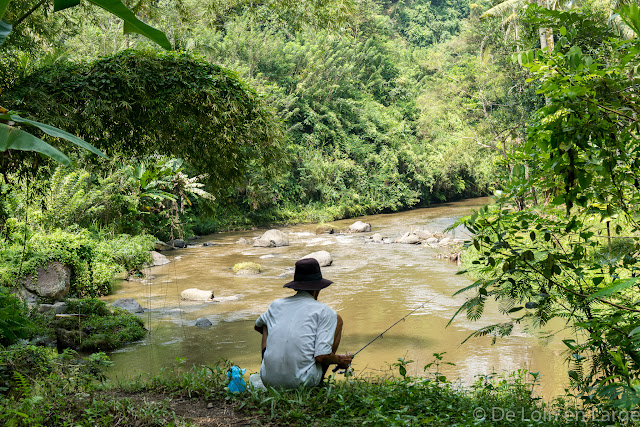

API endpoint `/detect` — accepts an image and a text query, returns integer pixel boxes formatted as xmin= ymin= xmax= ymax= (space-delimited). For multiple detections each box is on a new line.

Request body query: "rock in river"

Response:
xmin=253 ymin=229 xmax=289 ymax=247
xmin=181 ymin=288 xmax=214 ymax=301
xmin=195 ymin=318 xmax=213 ymax=327
xmin=395 ymin=232 xmax=421 ymax=244
xmin=302 ymin=251 xmax=333 ymax=267
xmin=147 ymin=251 xmax=170 ymax=267
xmin=349 ymin=221 xmax=371 ymax=233
xmin=233 ymin=262 xmax=262 ymax=275
xmin=111 ymin=298 xmax=145 ymax=313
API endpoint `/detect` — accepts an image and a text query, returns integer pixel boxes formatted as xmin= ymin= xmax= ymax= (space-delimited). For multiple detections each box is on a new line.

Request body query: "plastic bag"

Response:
xmin=227 ymin=365 xmax=247 ymax=393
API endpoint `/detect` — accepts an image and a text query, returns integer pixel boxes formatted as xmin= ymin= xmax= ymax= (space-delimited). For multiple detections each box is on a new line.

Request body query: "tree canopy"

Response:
xmin=0 ymin=50 xmax=284 ymax=188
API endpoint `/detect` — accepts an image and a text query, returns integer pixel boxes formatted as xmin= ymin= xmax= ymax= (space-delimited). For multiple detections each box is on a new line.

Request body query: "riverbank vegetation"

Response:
xmin=1 ymin=356 xmax=582 ymax=426
xmin=452 ymin=0 xmax=640 ymax=413
xmin=2 ymin=0 xmax=640 ymax=422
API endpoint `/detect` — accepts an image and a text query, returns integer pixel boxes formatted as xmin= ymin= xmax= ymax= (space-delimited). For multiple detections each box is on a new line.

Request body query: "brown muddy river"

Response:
xmin=102 ymin=197 xmax=569 ymax=398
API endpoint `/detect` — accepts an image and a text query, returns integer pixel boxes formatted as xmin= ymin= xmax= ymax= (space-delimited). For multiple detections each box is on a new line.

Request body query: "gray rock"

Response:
xmin=315 ymin=225 xmax=335 ymax=235
xmin=438 ymin=237 xmax=452 ymax=246
xmin=52 ymin=301 xmax=67 ymax=314
xmin=348 ymin=221 xmax=371 ymax=233
xmin=202 ymin=242 xmax=218 ymax=247
xmin=195 ymin=317 xmax=213 ymax=327
xmin=155 ymin=241 xmax=174 ymax=251
xmin=302 ymin=251 xmax=333 ymax=267
xmin=414 ymin=230 xmax=433 ymax=240
xmin=371 ymin=233 xmax=384 ymax=243
xmin=147 ymin=251 xmax=170 ymax=267
xmin=33 ymin=302 xmax=66 ymax=314
xmin=36 ymin=303 xmax=54 ymax=314
xmin=20 ymin=261 xmax=71 ymax=301
xmin=181 ymin=288 xmax=214 ymax=301
xmin=234 ymin=262 xmax=262 ymax=275
xmin=236 ymin=238 xmax=251 ymax=245
xmin=111 ymin=298 xmax=145 ymax=313
xmin=253 ymin=229 xmax=289 ymax=247
xmin=16 ymin=287 xmax=38 ymax=303
xmin=396 ymin=232 xmax=421 ymax=244
xmin=30 ymin=335 xmax=57 ymax=348
xmin=168 ymin=239 xmax=187 ymax=248
xmin=425 ymin=237 xmax=439 ymax=244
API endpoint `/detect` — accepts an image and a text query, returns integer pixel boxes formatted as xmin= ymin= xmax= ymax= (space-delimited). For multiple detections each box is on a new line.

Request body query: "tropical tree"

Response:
xmin=453 ymin=4 xmax=640 ymax=409
xmin=0 ymin=0 xmax=170 ymax=169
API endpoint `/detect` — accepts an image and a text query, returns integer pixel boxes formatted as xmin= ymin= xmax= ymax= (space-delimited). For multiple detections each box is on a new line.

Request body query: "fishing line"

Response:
xmin=334 ymin=297 xmax=435 ymax=373
xmin=173 ymin=252 xmax=186 ymax=338
xmin=352 ymin=298 xmax=434 ymax=357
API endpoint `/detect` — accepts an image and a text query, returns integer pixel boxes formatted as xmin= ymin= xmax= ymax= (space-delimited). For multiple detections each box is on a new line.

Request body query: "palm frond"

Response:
xmin=462 ymin=322 xmax=514 ymax=345
xmin=481 ymin=0 xmax=529 ymax=19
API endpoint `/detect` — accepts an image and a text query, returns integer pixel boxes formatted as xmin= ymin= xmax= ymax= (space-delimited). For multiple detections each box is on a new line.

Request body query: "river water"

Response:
xmin=102 ymin=197 xmax=569 ymax=398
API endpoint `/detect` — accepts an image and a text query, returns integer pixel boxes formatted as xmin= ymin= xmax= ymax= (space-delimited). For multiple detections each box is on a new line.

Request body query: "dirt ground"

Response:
xmin=105 ymin=391 xmax=267 ymax=426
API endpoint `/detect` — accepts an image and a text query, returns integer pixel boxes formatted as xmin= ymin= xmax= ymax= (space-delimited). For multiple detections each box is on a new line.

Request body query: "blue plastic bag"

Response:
xmin=227 ymin=365 xmax=247 ymax=393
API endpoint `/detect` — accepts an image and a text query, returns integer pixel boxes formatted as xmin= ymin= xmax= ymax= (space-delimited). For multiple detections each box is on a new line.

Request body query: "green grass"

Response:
xmin=0 ymin=352 xmax=609 ymax=426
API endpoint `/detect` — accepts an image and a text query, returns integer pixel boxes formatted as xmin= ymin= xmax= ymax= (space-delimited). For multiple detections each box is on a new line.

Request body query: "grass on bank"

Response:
xmin=0 ymin=353 xmax=600 ymax=427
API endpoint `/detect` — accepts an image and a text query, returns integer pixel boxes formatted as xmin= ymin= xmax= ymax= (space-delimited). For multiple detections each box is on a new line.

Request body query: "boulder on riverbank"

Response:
xmin=181 ymin=288 xmax=214 ymax=301
xmin=155 ymin=241 xmax=175 ymax=251
xmin=302 ymin=251 xmax=333 ymax=267
xmin=147 ymin=251 xmax=170 ymax=267
xmin=20 ymin=261 xmax=71 ymax=302
xmin=349 ymin=221 xmax=371 ymax=233
xmin=33 ymin=301 xmax=68 ymax=314
xmin=168 ymin=239 xmax=188 ymax=248
xmin=254 ymin=229 xmax=289 ymax=247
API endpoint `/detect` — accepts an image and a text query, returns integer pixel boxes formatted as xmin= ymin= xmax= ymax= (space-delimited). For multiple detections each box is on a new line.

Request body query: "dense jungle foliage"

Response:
xmin=2 ymin=0 xmax=640 ymax=422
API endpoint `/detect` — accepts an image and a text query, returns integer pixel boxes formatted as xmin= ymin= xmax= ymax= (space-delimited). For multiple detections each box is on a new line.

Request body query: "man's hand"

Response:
xmin=335 ymin=353 xmax=353 ymax=369
xmin=317 ymin=352 xmax=353 ymax=368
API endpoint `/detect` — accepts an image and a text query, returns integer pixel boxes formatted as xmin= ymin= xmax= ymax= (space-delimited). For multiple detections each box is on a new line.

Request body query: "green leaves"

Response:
xmin=53 ymin=0 xmax=80 ymax=12
xmin=2 ymin=50 xmax=282 ymax=186
xmin=0 ymin=123 xmax=70 ymax=164
xmin=588 ymin=278 xmax=639 ymax=300
xmin=2 ymin=113 xmax=107 ymax=158
xmin=620 ymin=3 xmax=640 ymax=38
xmin=0 ymin=19 xmax=10 ymax=46
xmin=0 ymin=0 xmax=10 ymax=19
xmin=511 ymin=50 xmax=537 ymax=66
xmin=2 ymin=0 xmax=170 ymax=49
xmin=88 ymin=0 xmax=170 ymax=49
xmin=0 ymin=112 xmax=107 ymax=165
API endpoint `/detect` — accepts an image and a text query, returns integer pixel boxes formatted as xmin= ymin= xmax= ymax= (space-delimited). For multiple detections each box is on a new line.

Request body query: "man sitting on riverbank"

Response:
xmin=254 ymin=258 xmax=352 ymax=389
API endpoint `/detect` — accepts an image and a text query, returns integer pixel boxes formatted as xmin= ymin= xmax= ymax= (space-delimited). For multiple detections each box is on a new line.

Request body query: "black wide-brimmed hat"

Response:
xmin=284 ymin=258 xmax=333 ymax=291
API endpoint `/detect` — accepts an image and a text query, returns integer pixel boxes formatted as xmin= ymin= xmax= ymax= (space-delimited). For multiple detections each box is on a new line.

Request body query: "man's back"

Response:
xmin=256 ymin=291 xmax=337 ymax=389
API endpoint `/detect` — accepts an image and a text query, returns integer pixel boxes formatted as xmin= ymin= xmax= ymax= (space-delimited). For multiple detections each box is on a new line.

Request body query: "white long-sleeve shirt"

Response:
xmin=255 ymin=291 xmax=337 ymax=389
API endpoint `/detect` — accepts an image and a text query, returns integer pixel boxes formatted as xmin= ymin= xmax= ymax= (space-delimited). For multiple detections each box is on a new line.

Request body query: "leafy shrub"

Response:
xmin=38 ymin=165 xmax=141 ymax=235
xmin=1 ymin=50 xmax=284 ymax=189
xmin=54 ymin=298 xmax=146 ymax=351
xmin=0 ymin=288 xmax=32 ymax=346
xmin=0 ymin=345 xmax=54 ymax=396
xmin=0 ymin=229 xmax=154 ymax=297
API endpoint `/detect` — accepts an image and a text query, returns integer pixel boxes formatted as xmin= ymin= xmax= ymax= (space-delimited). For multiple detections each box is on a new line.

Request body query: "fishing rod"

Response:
xmin=333 ymin=298 xmax=434 ymax=372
